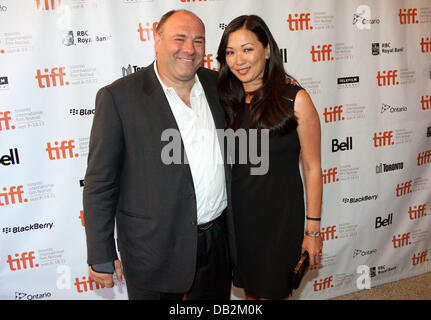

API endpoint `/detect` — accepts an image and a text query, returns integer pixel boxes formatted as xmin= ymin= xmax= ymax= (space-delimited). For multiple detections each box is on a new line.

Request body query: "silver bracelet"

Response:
xmin=305 ymin=231 xmax=321 ymax=238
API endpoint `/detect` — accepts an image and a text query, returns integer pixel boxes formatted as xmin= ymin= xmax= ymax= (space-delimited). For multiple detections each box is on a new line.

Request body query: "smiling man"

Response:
xmin=83 ymin=10 xmax=236 ymax=300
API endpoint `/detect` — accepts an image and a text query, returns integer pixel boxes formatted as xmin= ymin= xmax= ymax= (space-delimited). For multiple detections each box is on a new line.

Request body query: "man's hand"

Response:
xmin=88 ymin=259 xmax=123 ymax=288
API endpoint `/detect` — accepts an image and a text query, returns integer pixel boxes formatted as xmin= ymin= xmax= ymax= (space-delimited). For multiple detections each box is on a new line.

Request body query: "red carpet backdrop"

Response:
xmin=0 ymin=0 xmax=430 ymax=300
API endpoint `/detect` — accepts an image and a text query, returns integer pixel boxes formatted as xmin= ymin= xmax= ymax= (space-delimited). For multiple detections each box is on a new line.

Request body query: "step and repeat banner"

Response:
xmin=0 ymin=0 xmax=430 ymax=300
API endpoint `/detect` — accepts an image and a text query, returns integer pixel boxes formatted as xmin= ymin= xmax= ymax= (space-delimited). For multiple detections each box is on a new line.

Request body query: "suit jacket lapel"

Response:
xmin=141 ymin=63 xmax=195 ymax=191
xmin=198 ymin=69 xmax=224 ymax=130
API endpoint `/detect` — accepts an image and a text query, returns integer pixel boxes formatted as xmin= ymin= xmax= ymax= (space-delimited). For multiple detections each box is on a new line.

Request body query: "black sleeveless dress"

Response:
xmin=231 ymin=84 xmax=305 ymax=299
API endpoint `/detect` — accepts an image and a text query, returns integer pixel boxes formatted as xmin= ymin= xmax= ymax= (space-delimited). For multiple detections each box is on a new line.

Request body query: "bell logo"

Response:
xmin=287 ymin=13 xmax=312 ymax=31
xmin=74 ymin=276 xmax=105 ymax=293
xmin=373 ymin=131 xmax=394 ymax=147
xmin=321 ymin=225 xmax=338 ymax=241
xmin=408 ymin=204 xmax=426 ymax=220
xmin=310 ymin=44 xmax=333 ymax=62
xmin=0 ymin=148 xmax=20 ymax=166
xmin=313 ymin=276 xmax=334 ymax=291
xmin=46 ymin=140 xmax=78 ymax=160
xmin=323 ymin=105 xmax=344 ymax=123
xmin=376 ymin=70 xmax=399 ymax=86
xmin=35 ymin=67 xmax=69 ymax=88
xmin=392 ymin=233 xmax=411 ymax=248
xmin=322 ymin=168 xmax=338 ymax=184
xmin=6 ymin=251 xmax=38 ymax=271
xmin=399 ymin=8 xmax=418 ymax=24
xmin=201 ymin=54 xmax=217 ymax=70
xmin=412 ymin=250 xmax=428 ymax=266
xmin=421 ymin=95 xmax=430 ymax=110
xmin=137 ymin=22 xmax=158 ymax=42
xmin=0 ymin=111 xmax=15 ymax=131
xmin=396 ymin=180 xmax=412 ymax=197
xmin=331 ymin=137 xmax=352 ymax=152
xmin=35 ymin=0 xmax=62 ymax=11
xmin=0 ymin=186 xmax=28 ymax=206
xmin=417 ymin=149 xmax=431 ymax=166
xmin=420 ymin=37 xmax=431 ymax=53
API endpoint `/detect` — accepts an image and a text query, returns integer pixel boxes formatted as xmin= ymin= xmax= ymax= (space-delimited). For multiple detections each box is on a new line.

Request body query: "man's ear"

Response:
xmin=154 ymin=32 xmax=161 ymax=53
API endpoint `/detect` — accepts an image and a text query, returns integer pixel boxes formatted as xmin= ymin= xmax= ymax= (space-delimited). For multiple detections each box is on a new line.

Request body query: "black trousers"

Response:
xmin=126 ymin=214 xmax=231 ymax=300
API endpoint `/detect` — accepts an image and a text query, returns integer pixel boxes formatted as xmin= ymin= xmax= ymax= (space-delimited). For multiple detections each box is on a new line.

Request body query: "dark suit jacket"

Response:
xmin=83 ymin=63 xmax=236 ymax=293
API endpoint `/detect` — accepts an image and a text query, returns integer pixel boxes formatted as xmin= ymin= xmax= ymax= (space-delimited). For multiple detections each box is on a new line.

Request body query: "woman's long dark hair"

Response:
xmin=217 ymin=15 xmax=298 ymax=134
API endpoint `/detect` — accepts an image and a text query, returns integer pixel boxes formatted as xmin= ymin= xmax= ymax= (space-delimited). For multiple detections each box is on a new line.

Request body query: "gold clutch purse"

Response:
xmin=289 ymin=251 xmax=310 ymax=289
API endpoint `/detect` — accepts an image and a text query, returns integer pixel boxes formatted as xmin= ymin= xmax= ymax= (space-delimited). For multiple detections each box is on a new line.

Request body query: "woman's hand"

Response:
xmin=302 ymin=235 xmax=323 ymax=266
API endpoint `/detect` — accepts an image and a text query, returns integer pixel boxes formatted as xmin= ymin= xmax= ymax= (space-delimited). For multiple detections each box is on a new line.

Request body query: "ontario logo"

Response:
xmin=15 ymin=291 xmax=52 ymax=300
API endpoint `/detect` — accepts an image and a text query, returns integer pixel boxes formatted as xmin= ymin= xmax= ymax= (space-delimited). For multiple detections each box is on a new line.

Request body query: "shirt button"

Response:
xmin=191 ymin=221 xmax=197 ymax=226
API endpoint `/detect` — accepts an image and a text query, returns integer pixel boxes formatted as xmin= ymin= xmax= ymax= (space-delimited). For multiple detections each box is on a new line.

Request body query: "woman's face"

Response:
xmin=225 ymin=28 xmax=270 ymax=92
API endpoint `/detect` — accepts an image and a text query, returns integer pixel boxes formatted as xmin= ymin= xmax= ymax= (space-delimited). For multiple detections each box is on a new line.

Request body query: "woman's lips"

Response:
xmin=236 ymin=67 xmax=250 ymax=75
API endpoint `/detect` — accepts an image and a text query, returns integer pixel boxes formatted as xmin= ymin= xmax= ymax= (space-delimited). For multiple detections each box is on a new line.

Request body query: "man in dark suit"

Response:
xmin=83 ymin=10 xmax=236 ymax=300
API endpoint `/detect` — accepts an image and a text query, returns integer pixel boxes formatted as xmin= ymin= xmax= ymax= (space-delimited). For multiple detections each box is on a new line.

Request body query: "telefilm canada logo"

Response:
xmin=0 ymin=76 xmax=9 ymax=90
xmin=337 ymin=76 xmax=359 ymax=89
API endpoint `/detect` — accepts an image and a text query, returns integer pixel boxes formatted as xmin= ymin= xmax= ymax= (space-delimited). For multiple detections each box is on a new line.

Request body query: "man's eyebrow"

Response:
xmin=172 ymin=34 xmax=205 ymax=40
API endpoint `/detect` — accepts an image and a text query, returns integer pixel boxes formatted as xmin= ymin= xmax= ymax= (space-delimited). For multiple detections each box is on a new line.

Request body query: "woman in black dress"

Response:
xmin=216 ymin=15 xmax=323 ymax=300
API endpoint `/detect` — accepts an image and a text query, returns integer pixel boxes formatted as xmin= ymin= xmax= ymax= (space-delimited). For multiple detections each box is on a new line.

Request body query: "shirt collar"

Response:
xmin=153 ymin=60 xmax=203 ymax=96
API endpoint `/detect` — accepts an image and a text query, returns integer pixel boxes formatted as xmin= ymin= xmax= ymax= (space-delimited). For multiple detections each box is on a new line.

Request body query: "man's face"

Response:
xmin=154 ymin=12 xmax=205 ymax=84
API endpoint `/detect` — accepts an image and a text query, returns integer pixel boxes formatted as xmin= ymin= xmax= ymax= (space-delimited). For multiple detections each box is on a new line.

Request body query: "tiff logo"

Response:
xmin=6 ymin=251 xmax=39 ymax=271
xmin=421 ymin=95 xmax=430 ymax=110
xmin=0 ymin=186 xmax=27 ymax=206
xmin=137 ymin=22 xmax=158 ymax=42
xmin=420 ymin=37 xmax=431 ymax=53
xmin=412 ymin=250 xmax=428 ymax=266
xmin=372 ymin=131 xmax=394 ymax=147
xmin=392 ymin=232 xmax=411 ymax=248
xmin=322 ymin=168 xmax=338 ymax=184
xmin=46 ymin=140 xmax=78 ymax=160
xmin=408 ymin=204 xmax=426 ymax=220
xmin=35 ymin=67 xmax=69 ymax=88
xmin=399 ymin=8 xmax=418 ymax=24
xmin=313 ymin=276 xmax=334 ymax=291
xmin=376 ymin=70 xmax=399 ymax=86
xmin=323 ymin=105 xmax=344 ymax=123
xmin=396 ymin=180 xmax=412 ymax=197
xmin=287 ymin=13 xmax=312 ymax=31
xmin=35 ymin=0 xmax=62 ymax=11
xmin=0 ymin=111 xmax=15 ymax=131
xmin=321 ymin=226 xmax=337 ymax=241
xmin=74 ymin=276 xmax=105 ymax=293
xmin=310 ymin=44 xmax=333 ymax=62
xmin=417 ymin=149 xmax=431 ymax=166
xmin=201 ymin=54 xmax=217 ymax=70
